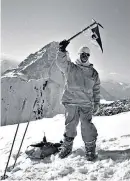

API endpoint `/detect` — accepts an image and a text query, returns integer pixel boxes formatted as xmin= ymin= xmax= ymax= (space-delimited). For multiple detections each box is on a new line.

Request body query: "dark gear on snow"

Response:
xmin=26 ymin=142 xmax=63 ymax=159
xmin=59 ymin=40 xmax=70 ymax=52
xmin=38 ymin=142 xmax=62 ymax=159
xmin=26 ymin=134 xmax=63 ymax=159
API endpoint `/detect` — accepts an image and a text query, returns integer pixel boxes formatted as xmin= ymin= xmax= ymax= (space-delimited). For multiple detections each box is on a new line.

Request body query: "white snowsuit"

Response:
xmin=56 ymin=51 xmax=100 ymax=142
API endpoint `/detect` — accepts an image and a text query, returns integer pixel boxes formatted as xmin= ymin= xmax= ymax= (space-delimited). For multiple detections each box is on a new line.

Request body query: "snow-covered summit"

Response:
xmin=3 ymin=41 xmax=60 ymax=81
xmin=16 ymin=41 xmax=59 ymax=80
xmin=1 ymin=42 xmax=65 ymax=126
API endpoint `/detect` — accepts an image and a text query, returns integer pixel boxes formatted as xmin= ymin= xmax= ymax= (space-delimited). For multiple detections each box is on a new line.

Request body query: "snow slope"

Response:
xmin=0 ymin=112 xmax=130 ymax=181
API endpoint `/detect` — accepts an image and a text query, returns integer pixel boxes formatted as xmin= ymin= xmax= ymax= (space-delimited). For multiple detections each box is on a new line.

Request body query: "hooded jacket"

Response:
xmin=56 ymin=51 xmax=100 ymax=107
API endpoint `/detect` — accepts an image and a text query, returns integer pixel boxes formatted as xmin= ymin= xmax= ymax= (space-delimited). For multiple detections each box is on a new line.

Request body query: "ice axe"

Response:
xmin=67 ymin=19 xmax=104 ymax=52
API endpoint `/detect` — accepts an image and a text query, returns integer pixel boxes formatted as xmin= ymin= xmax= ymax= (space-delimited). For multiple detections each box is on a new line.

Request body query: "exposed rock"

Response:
xmin=96 ymin=99 xmax=130 ymax=116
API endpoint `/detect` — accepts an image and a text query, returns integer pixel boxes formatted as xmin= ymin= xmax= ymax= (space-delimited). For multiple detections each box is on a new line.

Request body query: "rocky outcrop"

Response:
xmin=96 ymin=99 xmax=130 ymax=116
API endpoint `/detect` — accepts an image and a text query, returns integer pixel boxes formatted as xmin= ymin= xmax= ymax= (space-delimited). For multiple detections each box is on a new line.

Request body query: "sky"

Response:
xmin=1 ymin=0 xmax=130 ymax=81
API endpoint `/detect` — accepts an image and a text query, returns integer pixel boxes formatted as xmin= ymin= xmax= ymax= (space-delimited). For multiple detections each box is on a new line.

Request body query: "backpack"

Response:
xmin=25 ymin=134 xmax=63 ymax=159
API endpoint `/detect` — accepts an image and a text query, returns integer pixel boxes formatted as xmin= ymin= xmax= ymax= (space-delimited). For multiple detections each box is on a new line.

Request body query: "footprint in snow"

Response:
xmin=58 ymin=166 xmax=75 ymax=176
xmin=121 ymin=134 xmax=130 ymax=138
xmin=78 ymin=167 xmax=88 ymax=174
xmin=108 ymin=137 xmax=118 ymax=142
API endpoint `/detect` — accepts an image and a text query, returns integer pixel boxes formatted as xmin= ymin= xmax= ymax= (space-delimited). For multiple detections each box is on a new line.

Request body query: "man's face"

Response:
xmin=80 ymin=53 xmax=90 ymax=63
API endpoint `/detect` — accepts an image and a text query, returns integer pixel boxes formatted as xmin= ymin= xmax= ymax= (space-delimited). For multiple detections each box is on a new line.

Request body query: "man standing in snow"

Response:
xmin=56 ymin=40 xmax=100 ymax=161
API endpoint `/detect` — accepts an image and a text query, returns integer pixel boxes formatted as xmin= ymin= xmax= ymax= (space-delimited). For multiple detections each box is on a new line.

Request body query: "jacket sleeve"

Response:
xmin=93 ymin=73 xmax=100 ymax=105
xmin=56 ymin=50 xmax=71 ymax=76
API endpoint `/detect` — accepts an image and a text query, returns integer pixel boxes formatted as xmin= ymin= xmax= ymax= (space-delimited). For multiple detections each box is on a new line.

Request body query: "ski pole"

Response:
xmin=1 ymin=124 xmax=20 ymax=180
xmin=12 ymin=121 xmax=30 ymax=169
xmin=1 ymin=99 xmax=26 ymax=180
xmin=67 ymin=19 xmax=103 ymax=42
xmin=12 ymin=100 xmax=37 ymax=169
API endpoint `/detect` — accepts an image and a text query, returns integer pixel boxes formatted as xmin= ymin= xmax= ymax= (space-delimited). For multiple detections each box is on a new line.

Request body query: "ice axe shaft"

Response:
xmin=67 ymin=20 xmax=103 ymax=42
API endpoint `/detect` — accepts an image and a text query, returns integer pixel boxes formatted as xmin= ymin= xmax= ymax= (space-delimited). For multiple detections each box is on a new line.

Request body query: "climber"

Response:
xmin=56 ymin=40 xmax=100 ymax=161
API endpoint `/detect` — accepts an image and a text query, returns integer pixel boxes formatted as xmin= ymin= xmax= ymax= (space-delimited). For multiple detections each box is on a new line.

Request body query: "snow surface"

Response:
xmin=0 ymin=112 xmax=130 ymax=181
xmin=100 ymin=99 xmax=114 ymax=104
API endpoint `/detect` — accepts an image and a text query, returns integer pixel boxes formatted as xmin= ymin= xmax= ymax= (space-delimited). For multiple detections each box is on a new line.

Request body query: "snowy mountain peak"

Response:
xmin=1 ymin=41 xmax=64 ymax=126
xmin=18 ymin=41 xmax=58 ymax=71
xmin=8 ymin=41 xmax=59 ymax=80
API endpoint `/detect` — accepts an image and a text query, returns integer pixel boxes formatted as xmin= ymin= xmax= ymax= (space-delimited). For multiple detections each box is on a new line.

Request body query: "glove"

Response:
xmin=93 ymin=103 xmax=100 ymax=115
xmin=59 ymin=39 xmax=70 ymax=52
